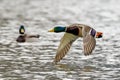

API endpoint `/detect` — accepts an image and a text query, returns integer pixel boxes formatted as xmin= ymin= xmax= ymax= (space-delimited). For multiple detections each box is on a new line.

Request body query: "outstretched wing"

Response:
xmin=83 ymin=34 xmax=96 ymax=55
xmin=54 ymin=33 xmax=78 ymax=63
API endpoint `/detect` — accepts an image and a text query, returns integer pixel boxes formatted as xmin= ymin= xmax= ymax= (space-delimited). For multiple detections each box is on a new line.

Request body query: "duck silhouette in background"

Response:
xmin=48 ymin=24 xmax=103 ymax=64
xmin=16 ymin=25 xmax=40 ymax=42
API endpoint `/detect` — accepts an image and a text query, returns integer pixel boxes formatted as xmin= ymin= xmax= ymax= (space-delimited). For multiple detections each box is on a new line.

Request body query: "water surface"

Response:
xmin=0 ymin=0 xmax=120 ymax=80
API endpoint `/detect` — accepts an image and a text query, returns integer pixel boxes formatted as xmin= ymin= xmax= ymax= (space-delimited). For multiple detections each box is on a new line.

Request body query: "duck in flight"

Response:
xmin=48 ymin=24 xmax=103 ymax=64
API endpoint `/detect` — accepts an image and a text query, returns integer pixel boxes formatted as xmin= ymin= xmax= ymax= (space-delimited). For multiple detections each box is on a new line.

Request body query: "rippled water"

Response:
xmin=0 ymin=0 xmax=120 ymax=80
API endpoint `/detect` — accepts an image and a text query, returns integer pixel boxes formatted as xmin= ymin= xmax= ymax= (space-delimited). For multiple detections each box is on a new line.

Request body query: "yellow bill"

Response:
xmin=48 ymin=29 xmax=54 ymax=32
xmin=20 ymin=29 xmax=25 ymax=33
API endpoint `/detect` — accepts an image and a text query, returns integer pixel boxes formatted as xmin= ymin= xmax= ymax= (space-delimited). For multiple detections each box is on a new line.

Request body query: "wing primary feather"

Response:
xmin=54 ymin=42 xmax=72 ymax=64
xmin=54 ymin=33 xmax=78 ymax=64
xmin=83 ymin=34 xmax=96 ymax=56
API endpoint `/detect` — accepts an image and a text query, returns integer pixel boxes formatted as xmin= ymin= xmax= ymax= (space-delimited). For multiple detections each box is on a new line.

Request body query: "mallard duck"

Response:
xmin=16 ymin=25 xmax=40 ymax=42
xmin=48 ymin=24 xmax=103 ymax=64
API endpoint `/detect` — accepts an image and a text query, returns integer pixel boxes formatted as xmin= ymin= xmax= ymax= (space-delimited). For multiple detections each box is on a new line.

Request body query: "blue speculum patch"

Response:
xmin=90 ymin=29 xmax=96 ymax=37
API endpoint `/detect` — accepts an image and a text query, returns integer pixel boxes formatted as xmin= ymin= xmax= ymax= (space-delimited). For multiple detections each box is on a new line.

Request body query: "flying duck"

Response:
xmin=48 ymin=24 xmax=103 ymax=64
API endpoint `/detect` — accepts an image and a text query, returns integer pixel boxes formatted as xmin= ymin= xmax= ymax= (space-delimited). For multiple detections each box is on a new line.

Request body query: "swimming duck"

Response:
xmin=48 ymin=24 xmax=103 ymax=64
xmin=16 ymin=25 xmax=40 ymax=42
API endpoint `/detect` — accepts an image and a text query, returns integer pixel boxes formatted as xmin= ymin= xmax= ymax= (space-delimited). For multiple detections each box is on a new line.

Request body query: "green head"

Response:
xmin=19 ymin=25 xmax=25 ymax=34
xmin=48 ymin=26 xmax=66 ymax=33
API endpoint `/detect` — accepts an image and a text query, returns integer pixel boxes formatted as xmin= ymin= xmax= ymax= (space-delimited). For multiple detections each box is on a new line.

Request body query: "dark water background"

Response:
xmin=0 ymin=0 xmax=120 ymax=80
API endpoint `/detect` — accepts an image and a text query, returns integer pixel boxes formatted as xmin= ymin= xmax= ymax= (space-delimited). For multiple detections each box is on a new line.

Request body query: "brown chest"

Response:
xmin=66 ymin=26 xmax=82 ymax=37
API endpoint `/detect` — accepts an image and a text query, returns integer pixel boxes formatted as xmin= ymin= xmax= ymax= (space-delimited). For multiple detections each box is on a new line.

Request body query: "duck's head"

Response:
xmin=19 ymin=25 xmax=25 ymax=34
xmin=96 ymin=32 xmax=103 ymax=38
xmin=48 ymin=26 xmax=66 ymax=33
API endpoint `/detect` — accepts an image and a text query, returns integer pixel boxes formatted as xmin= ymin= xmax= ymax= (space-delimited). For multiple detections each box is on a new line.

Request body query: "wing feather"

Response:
xmin=54 ymin=33 xmax=78 ymax=63
xmin=83 ymin=34 xmax=96 ymax=55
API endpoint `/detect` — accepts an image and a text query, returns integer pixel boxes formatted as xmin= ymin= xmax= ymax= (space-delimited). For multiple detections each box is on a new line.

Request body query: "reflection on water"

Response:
xmin=0 ymin=0 xmax=120 ymax=79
